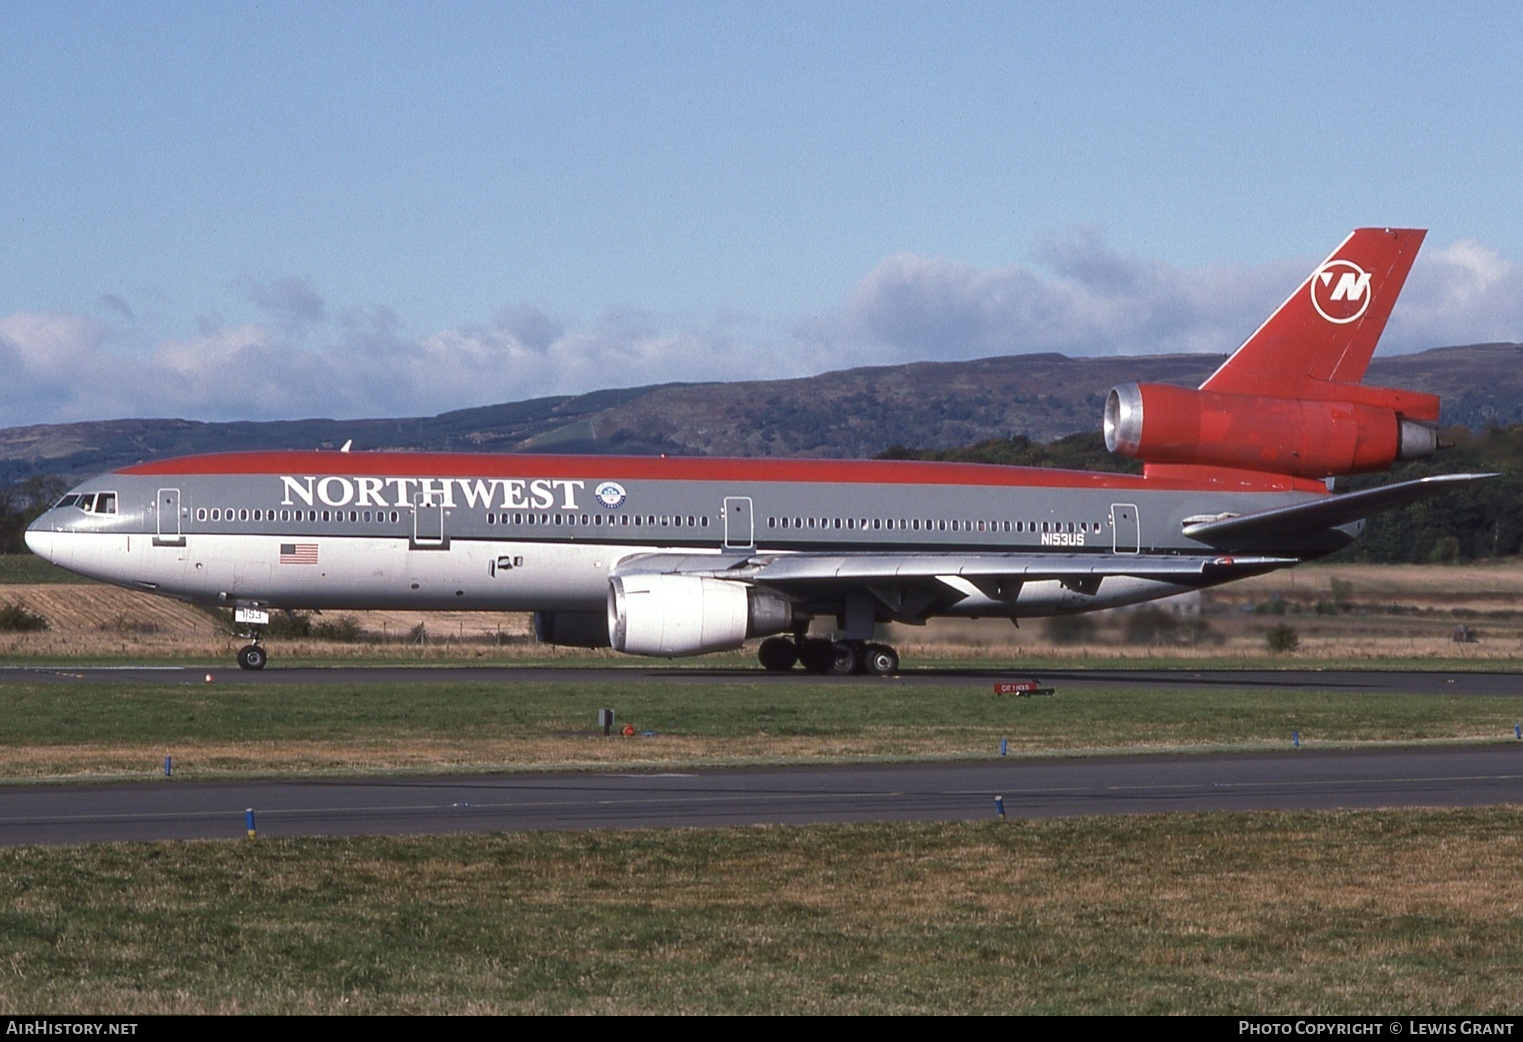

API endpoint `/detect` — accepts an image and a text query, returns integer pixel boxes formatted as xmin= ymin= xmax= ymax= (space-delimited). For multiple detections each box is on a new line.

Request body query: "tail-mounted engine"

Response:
xmin=1104 ymin=382 xmax=1440 ymax=479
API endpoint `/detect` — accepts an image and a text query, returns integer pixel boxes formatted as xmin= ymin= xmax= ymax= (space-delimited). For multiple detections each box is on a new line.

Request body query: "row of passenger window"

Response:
xmin=484 ymin=512 xmax=711 ymax=528
xmin=191 ymin=505 xmax=1105 ymax=536
xmin=766 ymin=516 xmax=1106 ymax=534
xmin=192 ymin=507 xmax=715 ymax=530
xmin=197 ymin=507 xmax=403 ymax=524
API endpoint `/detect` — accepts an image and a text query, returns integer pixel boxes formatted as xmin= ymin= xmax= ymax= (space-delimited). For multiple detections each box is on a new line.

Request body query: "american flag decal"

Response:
xmin=279 ymin=543 xmax=319 ymax=565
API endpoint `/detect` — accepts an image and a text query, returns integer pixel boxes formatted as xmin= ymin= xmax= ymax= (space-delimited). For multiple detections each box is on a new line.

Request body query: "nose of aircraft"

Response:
xmin=24 ymin=520 xmax=56 ymax=563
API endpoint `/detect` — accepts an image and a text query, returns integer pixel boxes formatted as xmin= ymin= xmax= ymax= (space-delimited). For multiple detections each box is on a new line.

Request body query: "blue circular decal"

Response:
xmin=595 ymin=481 xmax=627 ymax=509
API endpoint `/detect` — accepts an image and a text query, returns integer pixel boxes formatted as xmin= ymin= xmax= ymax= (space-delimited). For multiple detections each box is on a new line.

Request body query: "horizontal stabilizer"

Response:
xmin=1181 ymin=473 xmax=1496 ymax=544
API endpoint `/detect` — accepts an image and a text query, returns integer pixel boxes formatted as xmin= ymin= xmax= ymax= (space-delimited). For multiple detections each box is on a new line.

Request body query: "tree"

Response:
xmin=1265 ymin=624 xmax=1301 ymax=654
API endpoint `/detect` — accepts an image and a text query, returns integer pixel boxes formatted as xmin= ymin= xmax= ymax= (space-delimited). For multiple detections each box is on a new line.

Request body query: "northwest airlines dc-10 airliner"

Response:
xmin=26 ymin=229 xmax=1491 ymax=674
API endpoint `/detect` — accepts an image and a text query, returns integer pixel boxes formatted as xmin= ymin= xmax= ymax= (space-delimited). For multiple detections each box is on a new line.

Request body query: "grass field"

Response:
xmin=3 ymin=810 xmax=1520 ymax=1014
xmin=0 ymin=554 xmax=91 ymax=584
xmin=1 ymin=675 xmax=1520 ymax=781
xmin=4 ymin=555 xmax=1522 ymax=1013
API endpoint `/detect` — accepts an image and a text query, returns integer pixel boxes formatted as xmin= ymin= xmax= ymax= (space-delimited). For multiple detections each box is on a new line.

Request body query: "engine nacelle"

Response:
xmin=608 ymin=575 xmax=794 ymax=657
xmin=1104 ymin=383 xmax=1438 ymax=479
xmin=533 ymin=611 xmax=612 ymax=648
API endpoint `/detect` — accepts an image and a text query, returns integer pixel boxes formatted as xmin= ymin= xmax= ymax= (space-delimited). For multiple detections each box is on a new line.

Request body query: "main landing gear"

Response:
xmin=757 ymin=636 xmax=900 ymax=676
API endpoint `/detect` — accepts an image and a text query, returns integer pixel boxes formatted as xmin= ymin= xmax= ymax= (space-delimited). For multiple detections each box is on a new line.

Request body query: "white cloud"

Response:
xmin=793 ymin=235 xmax=1307 ymax=369
xmin=0 ymin=312 xmax=115 ymax=420
xmin=1383 ymin=239 xmax=1523 ymax=351
xmin=0 ymin=303 xmax=779 ymax=426
xmin=236 ymin=275 xmax=327 ymax=337
xmin=3 ymin=233 xmax=1520 ymax=427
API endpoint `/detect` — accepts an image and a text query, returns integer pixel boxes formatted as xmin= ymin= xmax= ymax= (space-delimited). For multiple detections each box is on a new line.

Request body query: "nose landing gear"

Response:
xmin=230 ymin=606 xmax=270 ymax=670
xmin=236 ymin=643 xmax=267 ymax=671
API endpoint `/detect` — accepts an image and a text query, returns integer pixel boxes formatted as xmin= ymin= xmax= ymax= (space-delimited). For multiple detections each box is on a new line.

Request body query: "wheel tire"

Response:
xmin=758 ymin=636 xmax=798 ymax=672
xmin=826 ymin=640 xmax=859 ymax=676
xmin=237 ymin=644 xmax=267 ymax=671
xmin=798 ymin=638 xmax=835 ymax=675
xmin=862 ymin=643 xmax=899 ymax=676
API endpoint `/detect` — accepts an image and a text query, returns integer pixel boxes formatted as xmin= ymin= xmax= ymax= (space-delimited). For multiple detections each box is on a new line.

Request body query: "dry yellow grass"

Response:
xmin=892 ymin=561 xmax=1523 ymax=662
xmin=1231 ymin=559 xmax=1523 ymax=604
xmin=3 ymin=811 xmax=1522 ymax=1013
xmin=5 ymin=560 xmax=1523 ymax=664
xmin=0 ymin=583 xmax=576 ymax=661
xmin=0 ymin=734 xmax=1013 ymax=781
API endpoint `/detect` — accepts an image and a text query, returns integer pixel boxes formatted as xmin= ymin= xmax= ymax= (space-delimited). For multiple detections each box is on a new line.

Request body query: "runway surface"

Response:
xmin=1 ymin=744 xmax=1520 ymax=846
xmin=1 ymin=664 xmax=1519 ymax=845
xmin=4 ymin=662 xmax=1523 ymax=696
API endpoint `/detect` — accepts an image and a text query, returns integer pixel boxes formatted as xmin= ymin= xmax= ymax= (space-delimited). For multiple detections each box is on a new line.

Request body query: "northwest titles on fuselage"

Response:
xmin=279 ymin=475 xmax=589 ymax=511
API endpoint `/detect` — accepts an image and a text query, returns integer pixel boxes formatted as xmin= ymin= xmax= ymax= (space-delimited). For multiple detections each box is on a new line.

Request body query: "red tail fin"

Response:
xmin=1201 ymin=227 xmax=1426 ymax=397
xmin=1107 ymin=228 xmax=1441 ymax=489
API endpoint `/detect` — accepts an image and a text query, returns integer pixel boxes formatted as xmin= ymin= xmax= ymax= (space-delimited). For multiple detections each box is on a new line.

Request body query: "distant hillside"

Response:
xmin=1 ymin=342 xmax=1519 ymax=483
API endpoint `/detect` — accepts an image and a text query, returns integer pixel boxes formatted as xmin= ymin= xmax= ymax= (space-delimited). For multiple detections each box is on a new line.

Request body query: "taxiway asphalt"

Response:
xmin=0 ymin=744 xmax=1520 ymax=846
xmin=0 ymin=665 xmax=1518 ymax=845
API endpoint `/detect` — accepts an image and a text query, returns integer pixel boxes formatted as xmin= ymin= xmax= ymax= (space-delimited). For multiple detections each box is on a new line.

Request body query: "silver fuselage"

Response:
xmin=25 ymin=451 xmax=1339 ymax=622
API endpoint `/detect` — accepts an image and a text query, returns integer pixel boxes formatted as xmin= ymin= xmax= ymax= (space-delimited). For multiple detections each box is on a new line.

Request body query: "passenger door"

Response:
xmin=411 ymin=490 xmax=448 ymax=550
xmin=1110 ymin=503 xmax=1140 ymax=554
xmin=154 ymin=488 xmax=185 ymax=547
xmin=723 ymin=496 xmax=753 ymax=550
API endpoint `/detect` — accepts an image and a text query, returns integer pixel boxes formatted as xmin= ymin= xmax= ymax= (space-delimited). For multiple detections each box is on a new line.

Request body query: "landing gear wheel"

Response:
xmin=798 ymin=638 xmax=835 ymax=675
xmin=826 ymin=640 xmax=859 ymax=676
xmin=758 ymin=636 xmax=799 ymax=672
xmin=861 ymin=642 xmax=900 ymax=676
xmin=237 ymin=644 xmax=267 ymax=671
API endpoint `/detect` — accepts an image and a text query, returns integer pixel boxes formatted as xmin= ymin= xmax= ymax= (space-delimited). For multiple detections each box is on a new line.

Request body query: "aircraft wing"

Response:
xmin=611 ymin=550 xmax=1296 ymax=622
xmin=613 ymin=551 xmax=1296 ymax=585
xmin=605 ymin=472 xmax=1490 ymax=631
xmin=1181 ymin=473 xmax=1496 ymax=544
xmin=737 ymin=552 xmax=1293 ymax=585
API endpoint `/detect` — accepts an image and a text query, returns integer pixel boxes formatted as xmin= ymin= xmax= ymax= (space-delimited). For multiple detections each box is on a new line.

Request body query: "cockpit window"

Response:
xmin=55 ymin=495 xmax=80 ymax=509
xmin=72 ymin=493 xmax=118 ymax=514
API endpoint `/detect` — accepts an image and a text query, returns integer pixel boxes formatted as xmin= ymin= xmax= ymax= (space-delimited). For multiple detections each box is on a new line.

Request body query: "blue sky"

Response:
xmin=3 ymin=1 xmax=1521 ymax=426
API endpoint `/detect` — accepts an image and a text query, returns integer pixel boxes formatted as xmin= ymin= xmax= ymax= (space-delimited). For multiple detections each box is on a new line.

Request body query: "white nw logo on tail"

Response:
xmin=1310 ymin=259 xmax=1373 ymax=324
